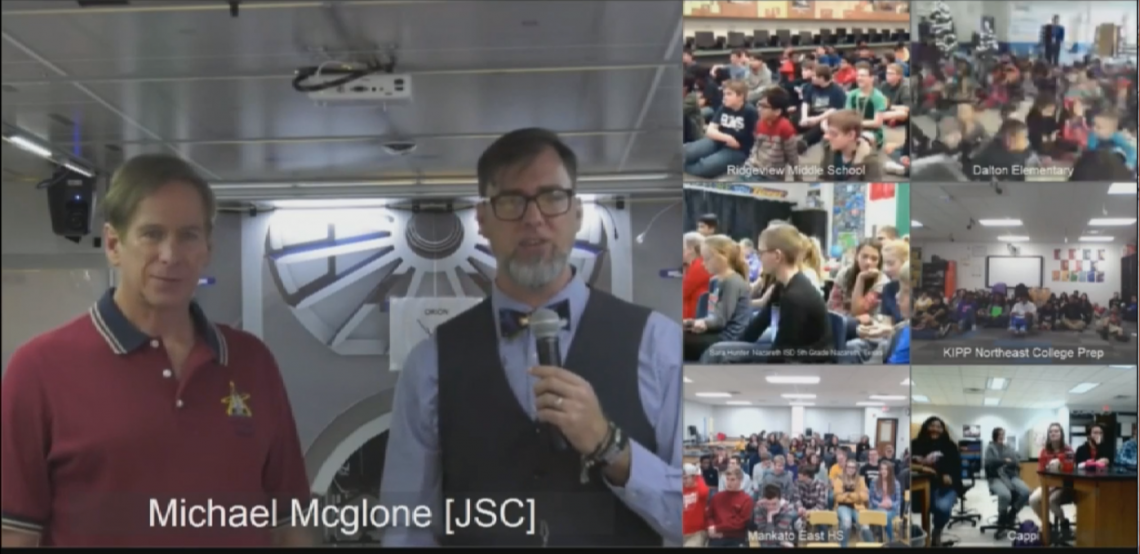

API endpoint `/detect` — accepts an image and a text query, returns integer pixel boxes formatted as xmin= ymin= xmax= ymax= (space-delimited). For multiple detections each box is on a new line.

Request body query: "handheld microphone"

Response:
xmin=531 ymin=308 xmax=569 ymax=452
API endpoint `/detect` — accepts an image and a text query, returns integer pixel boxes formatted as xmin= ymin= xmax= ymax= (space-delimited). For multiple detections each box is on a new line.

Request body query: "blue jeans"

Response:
xmin=878 ymin=507 xmax=899 ymax=542
xmin=684 ymin=138 xmax=749 ymax=178
xmin=932 ymin=488 xmax=958 ymax=534
xmin=836 ymin=505 xmax=862 ymax=547
xmin=1010 ymin=316 xmax=1028 ymax=332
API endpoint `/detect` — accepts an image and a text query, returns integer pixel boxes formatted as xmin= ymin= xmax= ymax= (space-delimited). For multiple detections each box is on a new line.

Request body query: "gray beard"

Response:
xmin=502 ymin=248 xmax=570 ymax=290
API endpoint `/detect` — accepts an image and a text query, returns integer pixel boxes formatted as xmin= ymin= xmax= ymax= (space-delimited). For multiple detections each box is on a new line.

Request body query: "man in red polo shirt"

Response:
xmin=0 ymin=154 xmax=312 ymax=547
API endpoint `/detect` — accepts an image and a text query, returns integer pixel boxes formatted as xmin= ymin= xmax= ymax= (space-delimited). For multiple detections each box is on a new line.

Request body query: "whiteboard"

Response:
xmin=985 ymin=256 xmax=1044 ymax=288
xmin=2 ymin=269 xmax=109 ymax=373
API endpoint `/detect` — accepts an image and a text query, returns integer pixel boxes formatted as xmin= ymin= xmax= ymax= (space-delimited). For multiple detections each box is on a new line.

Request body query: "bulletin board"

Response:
xmin=1050 ymin=247 xmax=1108 ymax=284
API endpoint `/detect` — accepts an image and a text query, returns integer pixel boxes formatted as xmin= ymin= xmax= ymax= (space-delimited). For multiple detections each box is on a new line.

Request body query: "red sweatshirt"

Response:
xmin=834 ymin=66 xmax=856 ymax=87
xmin=707 ymin=489 xmax=754 ymax=539
xmin=683 ymin=478 xmax=709 ymax=535
xmin=683 ymin=257 xmax=712 ymax=319
xmin=1038 ymin=445 xmax=1075 ymax=471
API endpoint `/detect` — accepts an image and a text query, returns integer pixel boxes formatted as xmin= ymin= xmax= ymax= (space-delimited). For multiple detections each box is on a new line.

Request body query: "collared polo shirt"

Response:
xmin=0 ymin=289 xmax=310 ymax=546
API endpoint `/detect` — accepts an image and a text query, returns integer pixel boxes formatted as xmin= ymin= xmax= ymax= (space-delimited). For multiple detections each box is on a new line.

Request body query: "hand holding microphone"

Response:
xmin=530 ymin=308 xmax=610 ymax=455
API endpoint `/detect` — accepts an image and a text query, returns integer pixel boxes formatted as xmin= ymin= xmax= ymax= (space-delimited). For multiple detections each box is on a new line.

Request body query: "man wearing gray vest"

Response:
xmin=378 ymin=128 xmax=682 ymax=547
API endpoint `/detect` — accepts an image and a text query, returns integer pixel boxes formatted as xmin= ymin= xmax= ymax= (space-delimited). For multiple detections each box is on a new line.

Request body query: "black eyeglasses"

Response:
xmin=485 ymin=189 xmax=574 ymax=221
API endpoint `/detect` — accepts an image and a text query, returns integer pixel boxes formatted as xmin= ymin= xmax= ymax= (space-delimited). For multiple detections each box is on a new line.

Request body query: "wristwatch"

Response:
xmin=591 ymin=423 xmax=628 ymax=467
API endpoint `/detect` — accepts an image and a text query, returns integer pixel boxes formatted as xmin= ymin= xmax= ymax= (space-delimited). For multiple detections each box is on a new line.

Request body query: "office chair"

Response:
xmin=947 ymin=461 xmax=983 ymax=529
xmin=978 ymin=487 xmax=1020 ymax=540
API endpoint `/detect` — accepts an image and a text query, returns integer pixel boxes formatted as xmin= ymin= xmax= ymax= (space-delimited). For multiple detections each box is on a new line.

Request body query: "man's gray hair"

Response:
xmin=683 ymin=231 xmax=705 ymax=252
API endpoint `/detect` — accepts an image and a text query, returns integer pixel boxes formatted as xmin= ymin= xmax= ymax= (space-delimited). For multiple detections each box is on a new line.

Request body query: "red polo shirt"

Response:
xmin=0 ymin=289 xmax=310 ymax=546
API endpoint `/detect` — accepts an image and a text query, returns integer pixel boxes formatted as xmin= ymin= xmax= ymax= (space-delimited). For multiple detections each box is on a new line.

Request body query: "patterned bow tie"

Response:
xmin=498 ymin=300 xmax=572 ymax=339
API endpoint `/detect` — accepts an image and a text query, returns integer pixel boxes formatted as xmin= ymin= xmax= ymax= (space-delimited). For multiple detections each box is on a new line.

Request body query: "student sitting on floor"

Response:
xmin=985 ymin=295 xmax=1009 ymax=329
xmin=1038 ymin=297 xmax=1059 ymax=331
xmin=834 ymin=57 xmax=856 ymax=89
xmin=683 ymin=235 xmax=752 ymax=361
xmin=799 ymin=64 xmax=847 ymax=150
xmin=879 ymin=63 xmax=912 ymax=128
xmin=969 ymin=118 xmax=1034 ymax=182
xmin=913 ymin=291 xmax=951 ymax=336
xmin=1088 ymin=108 xmax=1138 ymax=171
xmin=1097 ymin=308 xmax=1130 ymax=342
xmin=847 ymin=62 xmax=890 ymax=149
xmin=740 ymin=87 xmax=799 ymax=181
xmin=1059 ymin=295 xmax=1087 ymax=331
xmin=683 ymin=79 xmax=758 ymax=178
xmin=1008 ymin=294 xmax=1036 ymax=336
xmin=821 ymin=109 xmax=885 ymax=181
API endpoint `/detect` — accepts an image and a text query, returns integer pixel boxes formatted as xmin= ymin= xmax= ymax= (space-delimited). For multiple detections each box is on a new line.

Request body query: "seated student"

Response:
xmin=815 ymin=45 xmax=839 ymax=68
xmin=751 ymin=483 xmax=799 ymax=548
xmin=683 ymin=463 xmax=711 ymax=547
xmin=700 ymin=455 xmax=720 ymax=489
xmin=914 ymin=292 xmax=951 ymax=336
xmin=760 ymin=454 xmax=795 ymax=501
xmin=1088 ymin=108 xmax=1138 ymax=170
xmin=985 ymin=427 xmax=1031 ymax=527
xmin=1097 ymin=307 xmax=1130 ymax=342
xmin=912 ymin=416 xmax=962 ymax=547
xmin=1008 ymin=294 xmax=1037 ymax=336
xmin=859 ymin=449 xmax=882 ymax=487
xmin=846 ymin=62 xmax=890 ymax=148
xmin=719 ymin=456 xmax=754 ymax=494
xmin=683 ymin=76 xmax=706 ymax=144
xmin=970 ymin=118 xmax=1033 ymax=182
xmin=832 ymin=457 xmax=869 ymax=548
xmin=707 ymin=466 xmax=754 ymax=547
xmin=854 ymin=43 xmax=877 ymax=67
xmin=885 ymin=263 xmax=912 ymax=364
xmin=829 ymin=238 xmax=887 ymax=320
xmin=1037 ymin=297 xmax=1058 ymax=330
xmin=1075 ymin=424 xmax=1116 ymax=468
xmin=821 ymin=109 xmax=885 ymax=181
xmin=1061 ymin=97 xmax=1091 ymax=151
xmin=1026 ymin=97 xmax=1062 ymax=157
xmin=989 ymin=295 xmax=1011 ymax=328
xmin=733 ymin=225 xmax=835 ymax=363
xmin=953 ymin=291 xmax=977 ymax=332
xmin=683 ymin=235 xmax=752 ymax=361
xmin=799 ymin=64 xmax=847 ymax=148
xmin=869 ymin=458 xmax=902 ymax=542
xmin=893 ymin=43 xmax=910 ymax=76
xmin=1127 ymin=295 xmax=1139 ymax=323
xmin=1059 ymin=295 xmax=1087 ymax=331
xmin=878 ymin=63 xmax=912 ymax=126
xmin=745 ymin=53 xmax=775 ymax=105
xmin=1116 ymin=423 xmax=1138 ymax=469
xmin=1028 ymin=424 xmax=1075 ymax=537
xmin=740 ymin=87 xmax=799 ymax=181
xmin=794 ymin=463 xmax=829 ymax=533
xmin=683 ymin=80 xmax=758 ymax=178
xmin=834 ymin=57 xmax=857 ymax=89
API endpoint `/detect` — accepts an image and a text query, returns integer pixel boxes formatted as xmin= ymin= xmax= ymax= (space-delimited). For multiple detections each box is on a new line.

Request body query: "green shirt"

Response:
xmin=845 ymin=88 xmax=889 ymax=147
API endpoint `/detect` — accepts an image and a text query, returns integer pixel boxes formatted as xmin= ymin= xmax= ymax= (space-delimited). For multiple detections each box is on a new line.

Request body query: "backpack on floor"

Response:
xmin=1012 ymin=520 xmax=1042 ymax=547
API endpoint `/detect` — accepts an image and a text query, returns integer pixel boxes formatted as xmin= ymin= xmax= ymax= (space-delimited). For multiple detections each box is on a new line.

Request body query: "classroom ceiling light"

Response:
xmin=1078 ymin=236 xmax=1114 ymax=242
xmin=726 ymin=401 xmax=752 ymax=406
xmin=901 ymin=378 xmax=912 ymax=386
xmin=869 ymin=395 xmax=907 ymax=401
xmin=1107 ymin=182 xmax=1137 ymax=194
xmin=766 ymin=376 xmax=821 ymax=385
xmin=1088 ymin=218 xmax=1137 ymax=226
xmin=912 ymin=395 xmax=930 ymax=403
xmin=1110 ymin=366 xmax=1135 ymax=369
xmin=856 ymin=401 xmax=885 ymax=407
xmin=696 ymin=392 xmax=731 ymax=398
xmin=781 ymin=393 xmax=817 ymax=399
xmin=1068 ymin=383 xmax=1100 ymax=394
xmin=683 ymin=376 xmax=693 ymax=383
xmin=911 ymin=220 xmax=924 ymax=228
xmin=6 ymin=134 xmax=54 ymax=158
xmin=996 ymin=235 xmax=1030 ymax=242
xmin=63 ymin=162 xmax=94 ymax=178
xmin=788 ymin=402 xmax=816 ymax=406
xmin=983 ymin=398 xmax=1001 ymax=406
xmin=987 ymin=377 xmax=1008 ymax=391
xmin=978 ymin=219 xmax=1024 ymax=227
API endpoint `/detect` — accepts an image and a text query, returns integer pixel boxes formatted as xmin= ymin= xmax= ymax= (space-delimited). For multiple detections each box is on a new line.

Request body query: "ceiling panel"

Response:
xmin=912 ymin=182 xmax=1138 ymax=243
xmin=683 ymin=365 xmax=911 ymax=408
xmin=1 ymin=0 xmax=681 ymax=186
xmin=911 ymin=365 xmax=1137 ymax=409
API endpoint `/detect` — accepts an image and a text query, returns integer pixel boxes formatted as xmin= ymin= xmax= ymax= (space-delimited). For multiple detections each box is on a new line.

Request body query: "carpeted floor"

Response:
xmin=912 ymin=324 xmax=1138 ymax=364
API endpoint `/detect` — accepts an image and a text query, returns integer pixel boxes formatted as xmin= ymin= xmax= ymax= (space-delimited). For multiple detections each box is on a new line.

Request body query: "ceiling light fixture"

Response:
xmin=6 ymin=135 xmax=54 ymax=158
xmin=781 ymin=393 xmax=817 ymax=399
xmin=788 ymin=402 xmax=816 ymax=407
xmin=1068 ymin=383 xmax=1100 ymax=394
xmin=1107 ymin=182 xmax=1137 ymax=195
xmin=1088 ymin=218 xmax=1137 ymax=226
xmin=987 ymin=377 xmax=1008 ymax=391
xmin=911 ymin=220 xmax=924 ymax=228
xmin=869 ymin=395 xmax=907 ymax=401
xmin=1078 ymin=236 xmax=1114 ymax=242
xmin=856 ymin=401 xmax=885 ymax=407
xmin=766 ymin=376 xmax=821 ymax=385
xmin=996 ymin=235 xmax=1031 ymax=242
xmin=901 ymin=378 xmax=912 ymax=386
xmin=912 ymin=395 xmax=930 ymax=403
xmin=696 ymin=392 xmax=732 ymax=398
xmin=683 ymin=377 xmax=693 ymax=383
xmin=978 ymin=219 xmax=1024 ymax=227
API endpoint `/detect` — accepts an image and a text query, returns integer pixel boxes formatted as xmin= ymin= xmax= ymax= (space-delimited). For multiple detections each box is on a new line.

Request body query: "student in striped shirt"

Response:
xmin=741 ymin=86 xmax=800 ymax=181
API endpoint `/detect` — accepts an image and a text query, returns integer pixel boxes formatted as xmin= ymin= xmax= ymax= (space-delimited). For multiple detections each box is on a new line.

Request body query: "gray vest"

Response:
xmin=437 ymin=288 xmax=660 ymax=546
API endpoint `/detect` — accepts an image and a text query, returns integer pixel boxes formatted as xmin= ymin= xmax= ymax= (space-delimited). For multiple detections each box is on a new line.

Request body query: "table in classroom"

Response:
xmin=910 ymin=471 xmax=932 ymax=547
xmin=1038 ymin=467 xmax=1138 ymax=548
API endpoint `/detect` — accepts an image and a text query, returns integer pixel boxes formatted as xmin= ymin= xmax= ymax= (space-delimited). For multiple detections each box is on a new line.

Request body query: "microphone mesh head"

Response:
xmin=530 ymin=308 xmax=564 ymax=338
